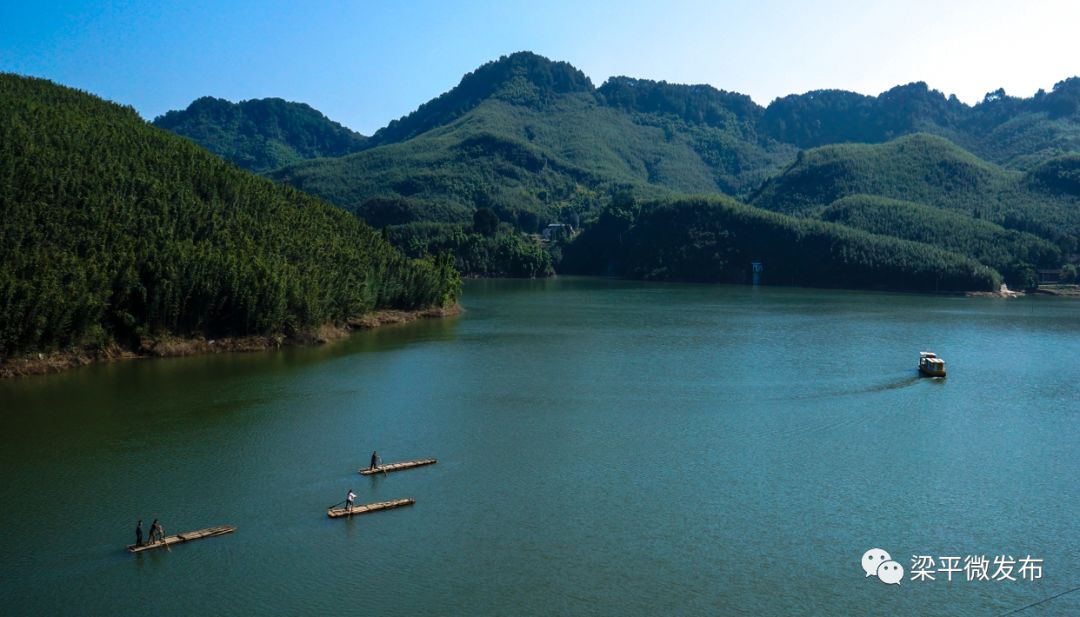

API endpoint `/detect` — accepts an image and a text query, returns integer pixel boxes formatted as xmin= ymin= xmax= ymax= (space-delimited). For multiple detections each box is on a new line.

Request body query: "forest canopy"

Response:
xmin=0 ymin=74 xmax=460 ymax=358
xmin=562 ymin=194 xmax=1001 ymax=292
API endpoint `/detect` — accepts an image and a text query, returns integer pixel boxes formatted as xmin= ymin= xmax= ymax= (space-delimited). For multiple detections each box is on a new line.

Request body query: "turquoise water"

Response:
xmin=1 ymin=278 xmax=1078 ymax=616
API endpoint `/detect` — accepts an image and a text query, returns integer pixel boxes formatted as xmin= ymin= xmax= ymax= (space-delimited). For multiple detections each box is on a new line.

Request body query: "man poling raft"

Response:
xmin=148 ymin=519 xmax=164 ymax=544
xmin=327 ymin=498 xmax=415 ymax=518
xmin=126 ymin=525 xmax=237 ymax=553
xmin=359 ymin=457 xmax=437 ymax=476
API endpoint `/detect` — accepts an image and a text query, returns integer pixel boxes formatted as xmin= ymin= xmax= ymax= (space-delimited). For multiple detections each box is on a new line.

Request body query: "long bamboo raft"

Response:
xmin=359 ymin=458 xmax=436 ymax=475
xmin=327 ymin=498 xmax=415 ymax=518
xmin=126 ymin=525 xmax=236 ymax=553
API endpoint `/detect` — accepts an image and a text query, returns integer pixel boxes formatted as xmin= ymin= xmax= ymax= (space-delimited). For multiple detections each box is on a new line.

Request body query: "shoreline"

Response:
xmin=966 ymin=284 xmax=1080 ymax=298
xmin=0 ymin=304 xmax=462 ymax=380
xmin=1031 ymin=285 xmax=1080 ymax=297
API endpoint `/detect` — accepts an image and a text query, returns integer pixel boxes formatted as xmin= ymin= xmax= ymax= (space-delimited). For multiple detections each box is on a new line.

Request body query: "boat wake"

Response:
xmin=855 ymin=375 xmax=922 ymax=395
xmin=763 ymin=374 xmax=921 ymax=402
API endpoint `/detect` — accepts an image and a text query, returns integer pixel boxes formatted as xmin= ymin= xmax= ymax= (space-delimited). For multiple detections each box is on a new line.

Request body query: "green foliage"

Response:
xmin=472 ymin=208 xmax=500 ymax=236
xmin=353 ymin=196 xmax=433 ymax=227
xmin=272 ymin=122 xmax=622 ymax=229
xmin=758 ymin=79 xmax=1080 ymax=169
xmin=599 ymin=77 xmax=762 ymax=127
xmin=759 ymin=83 xmax=966 ymax=148
xmin=106 ymin=54 xmax=1080 ymax=294
xmin=268 ymin=88 xmax=793 ymax=227
xmin=370 ymin=51 xmax=596 ymax=145
xmin=1062 ymin=264 xmax=1078 ymax=284
xmin=594 ymin=78 xmax=797 ymax=193
xmin=818 ymin=195 xmax=1061 ymax=286
xmin=153 ymin=96 xmax=367 ymax=173
xmin=751 ymin=134 xmax=1080 ymax=242
xmin=266 ymin=54 xmax=796 ymax=225
xmin=1026 ymin=154 xmax=1080 ymax=194
xmin=0 ymin=74 xmax=459 ymax=358
xmin=563 ymin=195 xmax=1001 ymax=292
xmin=384 ymin=223 xmax=553 ymax=278
xmin=158 ymin=54 xmax=1078 ymax=257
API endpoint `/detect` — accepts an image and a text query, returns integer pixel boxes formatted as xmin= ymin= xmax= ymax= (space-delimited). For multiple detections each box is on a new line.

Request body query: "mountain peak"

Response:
xmin=475 ymin=51 xmax=594 ymax=94
xmin=153 ymin=96 xmax=366 ymax=172
xmin=371 ymin=52 xmax=594 ymax=145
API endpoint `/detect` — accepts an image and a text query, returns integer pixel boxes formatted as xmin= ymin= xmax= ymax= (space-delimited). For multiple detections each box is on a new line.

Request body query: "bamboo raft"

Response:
xmin=359 ymin=458 xmax=436 ymax=476
xmin=126 ymin=525 xmax=236 ymax=553
xmin=327 ymin=498 xmax=415 ymax=518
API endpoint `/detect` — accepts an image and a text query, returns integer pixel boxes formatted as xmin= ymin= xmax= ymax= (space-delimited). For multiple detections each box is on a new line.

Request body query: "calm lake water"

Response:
xmin=1 ymin=278 xmax=1078 ymax=616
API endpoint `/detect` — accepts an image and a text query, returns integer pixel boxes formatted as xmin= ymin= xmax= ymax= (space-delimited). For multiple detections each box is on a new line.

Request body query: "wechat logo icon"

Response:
xmin=862 ymin=548 xmax=904 ymax=585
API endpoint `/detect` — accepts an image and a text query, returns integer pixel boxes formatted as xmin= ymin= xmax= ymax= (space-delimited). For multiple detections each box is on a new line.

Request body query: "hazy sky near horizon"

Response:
xmin=3 ymin=0 xmax=1078 ymax=134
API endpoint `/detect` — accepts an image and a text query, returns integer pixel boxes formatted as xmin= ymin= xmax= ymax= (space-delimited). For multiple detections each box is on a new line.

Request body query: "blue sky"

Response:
xmin=2 ymin=0 xmax=1078 ymax=134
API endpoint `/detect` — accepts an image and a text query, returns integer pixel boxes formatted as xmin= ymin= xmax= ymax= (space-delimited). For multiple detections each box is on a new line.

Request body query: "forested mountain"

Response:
xmin=262 ymin=53 xmax=800 ymax=233
xmin=749 ymin=133 xmax=1080 ymax=243
xmin=561 ymin=194 xmax=1000 ymax=292
xmin=760 ymin=78 xmax=1080 ymax=168
xmin=367 ymin=52 xmax=596 ymax=146
xmin=157 ymin=53 xmax=1080 ymax=235
xmin=0 ymin=74 xmax=459 ymax=360
xmin=817 ymin=195 xmax=1061 ymax=286
xmin=4 ymin=54 xmax=1075 ymax=369
xmin=761 ymin=83 xmax=963 ymax=146
xmin=152 ymin=96 xmax=368 ymax=173
xmin=130 ymin=52 xmax=1080 ymax=290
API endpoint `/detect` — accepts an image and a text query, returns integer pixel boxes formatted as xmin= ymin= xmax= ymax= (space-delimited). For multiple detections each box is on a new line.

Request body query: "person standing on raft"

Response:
xmin=369 ymin=451 xmax=380 ymax=471
xmin=135 ymin=520 xmax=144 ymax=547
xmin=346 ymin=489 xmax=357 ymax=513
xmin=148 ymin=519 xmax=164 ymax=543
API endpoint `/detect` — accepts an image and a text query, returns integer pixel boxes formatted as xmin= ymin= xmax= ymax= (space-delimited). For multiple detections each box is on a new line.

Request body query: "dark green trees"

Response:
xmin=152 ymin=96 xmax=368 ymax=172
xmin=0 ymin=74 xmax=459 ymax=358
xmin=384 ymin=223 xmax=553 ymax=278
xmin=472 ymin=208 xmax=500 ymax=236
xmin=563 ymin=195 xmax=1001 ymax=292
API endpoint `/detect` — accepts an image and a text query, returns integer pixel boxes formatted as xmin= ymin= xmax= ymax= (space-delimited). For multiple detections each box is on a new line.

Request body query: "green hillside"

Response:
xmin=156 ymin=53 xmax=1080 ymax=244
xmin=152 ymin=96 xmax=368 ymax=173
xmin=367 ymin=51 xmax=595 ymax=146
xmin=818 ymin=195 xmax=1061 ymax=286
xmin=384 ymin=219 xmax=554 ymax=278
xmin=145 ymin=53 xmax=1080 ymax=292
xmin=0 ymin=74 xmax=459 ymax=359
xmin=750 ymin=133 xmax=1080 ymax=242
xmin=958 ymin=79 xmax=1080 ymax=168
xmin=759 ymin=82 xmax=966 ymax=149
xmin=268 ymin=53 xmax=796 ymax=228
xmin=758 ymin=78 xmax=1080 ymax=168
xmin=270 ymin=95 xmax=709 ymax=229
xmin=562 ymin=195 xmax=1000 ymax=292
xmin=1027 ymin=153 xmax=1080 ymax=195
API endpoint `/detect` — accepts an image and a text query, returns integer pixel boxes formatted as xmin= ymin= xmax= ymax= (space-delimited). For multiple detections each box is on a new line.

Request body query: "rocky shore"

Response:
xmin=0 ymin=305 xmax=462 ymax=380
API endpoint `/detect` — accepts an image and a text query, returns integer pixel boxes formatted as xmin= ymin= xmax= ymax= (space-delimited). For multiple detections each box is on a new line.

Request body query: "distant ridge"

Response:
xmin=148 ymin=52 xmax=1080 ymax=290
xmin=153 ymin=96 xmax=368 ymax=172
